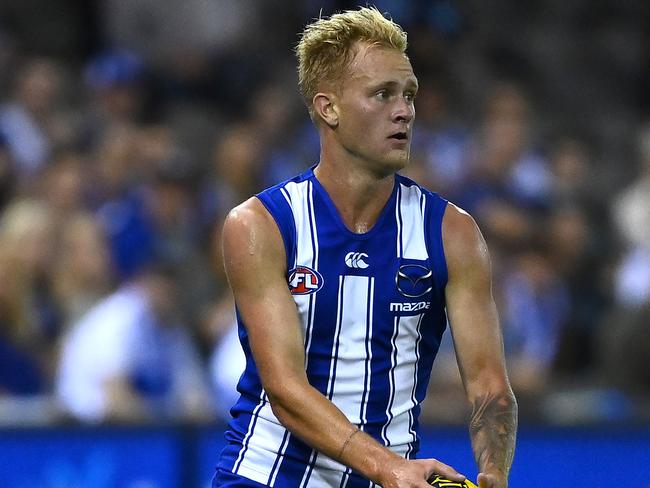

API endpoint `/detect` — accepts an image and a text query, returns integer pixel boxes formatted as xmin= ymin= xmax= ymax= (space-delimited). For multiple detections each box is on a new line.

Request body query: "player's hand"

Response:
xmin=380 ymin=457 xmax=465 ymax=488
xmin=477 ymin=471 xmax=507 ymax=488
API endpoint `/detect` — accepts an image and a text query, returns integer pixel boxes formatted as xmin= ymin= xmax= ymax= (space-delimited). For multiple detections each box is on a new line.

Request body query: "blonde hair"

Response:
xmin=296 ymin=6 xmax=408 ymax=119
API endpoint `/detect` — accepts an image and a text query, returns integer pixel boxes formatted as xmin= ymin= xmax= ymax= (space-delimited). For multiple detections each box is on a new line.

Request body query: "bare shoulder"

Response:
xmin=442 ymin=203 xmax=490 ymax=280
xmin=223 ymin=197 xmax=278 ymax=239
xmin=222 ymin=197 xmax=286 ymax=278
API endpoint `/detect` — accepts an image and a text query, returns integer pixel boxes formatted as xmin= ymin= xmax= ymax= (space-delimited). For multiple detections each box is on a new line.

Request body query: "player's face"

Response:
xmin=334 ymin=43 xmax=418 ymax=174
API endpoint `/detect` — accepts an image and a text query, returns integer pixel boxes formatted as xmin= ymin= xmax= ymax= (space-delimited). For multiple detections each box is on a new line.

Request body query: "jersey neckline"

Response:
xmin=307 ymin=166 xmax=399 ymax=241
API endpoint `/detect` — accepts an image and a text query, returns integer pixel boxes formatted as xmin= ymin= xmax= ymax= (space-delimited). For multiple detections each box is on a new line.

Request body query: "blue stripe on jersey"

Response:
xmin=271 ymin=436 xmax=314 ymax=486
xmin=267 ymin=430 xmax=290 ymax=485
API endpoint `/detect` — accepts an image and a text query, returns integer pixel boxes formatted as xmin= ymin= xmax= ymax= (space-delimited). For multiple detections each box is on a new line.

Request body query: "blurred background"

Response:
xmin=0 ymin=0 xmax=648 ymax=486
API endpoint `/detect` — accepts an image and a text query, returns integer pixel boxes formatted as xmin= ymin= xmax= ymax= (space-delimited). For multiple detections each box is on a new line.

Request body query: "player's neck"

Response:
xmin=314 ymin=158 xmax=395 ymax=234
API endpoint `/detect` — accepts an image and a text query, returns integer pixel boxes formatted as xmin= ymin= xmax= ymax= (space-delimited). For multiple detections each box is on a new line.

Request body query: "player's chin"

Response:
xmin=385 ymin=150 xmax=410 ymax=171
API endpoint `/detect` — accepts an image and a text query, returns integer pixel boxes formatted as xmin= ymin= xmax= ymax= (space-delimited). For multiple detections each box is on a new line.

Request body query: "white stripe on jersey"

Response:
xmin=382 ymin=313 xmax=426 ymax=448
xmin=283 ymin=181 xmax=318 ymax=322
xmin=236 ymin=403 xmax=293 ymax=483
xmin=396 ymin=184 xmax=403 ymax=258
xmin=397 ymin=183 xmax=428 ymax=260
xmin=407 ymin=314 xmax=424 ymax=453
xmin=233 ymin=390 xmax=267 ymax=474
xmin=328 ymin=275 xmax=373 ymax=421
xmin=280 ymin=187 xmax=296 ymax=269
xmin=268 ymin=429 xmax=291 ymax=486
xmin=306 ymin=455 xmax=348 ymax=487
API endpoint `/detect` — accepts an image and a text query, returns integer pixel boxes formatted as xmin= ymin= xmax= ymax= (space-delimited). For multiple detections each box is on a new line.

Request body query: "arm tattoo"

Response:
xmin=469 ymin=391 xmax=518 ymax=477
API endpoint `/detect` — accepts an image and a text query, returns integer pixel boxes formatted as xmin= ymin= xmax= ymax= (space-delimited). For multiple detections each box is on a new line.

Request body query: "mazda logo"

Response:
xmin=396 ymin=264 xmax=433 ymax=298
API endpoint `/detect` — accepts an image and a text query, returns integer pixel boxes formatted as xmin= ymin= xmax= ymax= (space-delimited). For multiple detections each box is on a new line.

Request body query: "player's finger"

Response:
xmin=477 ymin=472 xmax=494 ymax=488
xmin=427 ymin=458 xmax=466 ymax=482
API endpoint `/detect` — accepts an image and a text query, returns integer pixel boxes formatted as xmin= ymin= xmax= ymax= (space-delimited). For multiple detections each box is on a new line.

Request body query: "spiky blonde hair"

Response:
xmin=296 ymin=6 xmax=408 ymax=119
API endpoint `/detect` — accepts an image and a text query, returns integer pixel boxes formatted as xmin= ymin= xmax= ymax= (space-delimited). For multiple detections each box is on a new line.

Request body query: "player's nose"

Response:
xmin=393 ymin=97 xmax=415 ymax=124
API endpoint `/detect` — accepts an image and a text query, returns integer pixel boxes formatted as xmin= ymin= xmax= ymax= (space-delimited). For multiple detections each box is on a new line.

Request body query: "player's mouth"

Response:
xmin=388 ymin=131 xmax=409 ymax=141
xmin=388 ymin=131 xmax=408 ymax=140
xmin=388 ymin=131 xmax=409 ymax=145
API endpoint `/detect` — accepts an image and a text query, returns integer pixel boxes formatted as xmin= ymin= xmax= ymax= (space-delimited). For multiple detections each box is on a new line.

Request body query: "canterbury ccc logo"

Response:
xmin=345 ymin=252 xmax=369 ymax=269
xmin=288 ymin=266 xmax=324 ymax=295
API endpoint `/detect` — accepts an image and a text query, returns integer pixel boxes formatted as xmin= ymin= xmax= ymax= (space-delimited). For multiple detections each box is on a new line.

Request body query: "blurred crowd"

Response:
xmin=0 ymin=0 xmax=648 ymax=427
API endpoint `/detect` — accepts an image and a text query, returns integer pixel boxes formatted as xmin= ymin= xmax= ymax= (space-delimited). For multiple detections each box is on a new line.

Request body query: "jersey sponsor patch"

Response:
xmin=390 ymin=301 xmax=431 ymax=312
xmin=396 ymin=264 xmax=433 ymax=298
xmin=288 ymin=266 xmax=324 ymax=294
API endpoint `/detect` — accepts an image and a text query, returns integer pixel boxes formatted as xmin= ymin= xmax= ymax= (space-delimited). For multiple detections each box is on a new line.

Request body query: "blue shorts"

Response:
xmin=212 ymin=469 xmax=270 ymax=487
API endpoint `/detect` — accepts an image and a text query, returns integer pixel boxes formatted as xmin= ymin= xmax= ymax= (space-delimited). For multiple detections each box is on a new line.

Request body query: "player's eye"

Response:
xmin=375 ymin=90 xmax=390 ymax=101
xmin=404 ymin=91 xmax=416 ymax=103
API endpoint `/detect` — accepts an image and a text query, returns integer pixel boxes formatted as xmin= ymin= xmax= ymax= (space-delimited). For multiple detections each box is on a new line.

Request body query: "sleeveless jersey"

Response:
xmin=217 ymin=167 xmax=449 ymax=487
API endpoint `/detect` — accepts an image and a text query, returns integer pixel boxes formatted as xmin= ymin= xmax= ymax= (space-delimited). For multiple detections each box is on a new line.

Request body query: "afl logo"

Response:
xmin=288 ymin=266 xmax=324 ymax=295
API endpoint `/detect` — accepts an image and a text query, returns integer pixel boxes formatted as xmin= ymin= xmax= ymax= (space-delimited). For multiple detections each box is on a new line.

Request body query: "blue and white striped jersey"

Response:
xmin=217 ymin=167 xmax=450 ymax=487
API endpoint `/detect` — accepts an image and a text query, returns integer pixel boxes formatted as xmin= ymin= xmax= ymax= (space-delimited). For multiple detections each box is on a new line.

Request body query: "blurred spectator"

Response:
xmin=144 ymin=140 xmax=220 ymax=339
xmin=92 ymin=125 xmax=156 ymax=280
xmin=0 ymin=247 xmax=45 ymax=396
xmin=0 ymin=131 xmax=16 ymax=209
xmin=0 ymin=198 xmax=60 ymax=347
xmin=500 ymin=250 xmax=570 ymax=396
xmin=52 ymin=212 xmax=114 ymax=325
xmin=100 ymin=0 xmax=259 ymax=65
xmin=41 ymin=150 xmax=88 ymax=222
xmin=81 ymin=50 xmax=147 ymax=150
xmin=247 ymin=80 xmax=317 ymax=185
xmin=0 ymin=58 xmax=65 ymax=182
xmin=595 ymin=124 xmax=650 ymax=407
xmin=410 ymin=77 xmax=472 ymax=196
xmin=549 ymin=137 xmax=591 ymax=206
xmin=56 ymin=263 xmax=214 ymax=424
xmin=200 ymin=122 xmax=265 ymax=228
xmin=0 ymin=198 xmax=61 ymax=396
xmin=206 ymin=295 xmax=245 ymax=419
xmin=611 ymin=124 xmax=650 ymax=307
xmin=454 ymin=82 xmax=550 ymax=250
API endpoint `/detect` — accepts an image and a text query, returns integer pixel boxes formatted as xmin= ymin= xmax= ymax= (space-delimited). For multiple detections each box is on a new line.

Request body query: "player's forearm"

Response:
xmin=468 ymin=388 xmax=518 ymax=480
xmin=267 ymin=380 xmax=403 ymax=483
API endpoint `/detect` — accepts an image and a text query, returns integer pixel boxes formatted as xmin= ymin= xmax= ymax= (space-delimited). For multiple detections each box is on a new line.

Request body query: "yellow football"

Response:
xmin=429 ymin=474 xmax=479 ymax=488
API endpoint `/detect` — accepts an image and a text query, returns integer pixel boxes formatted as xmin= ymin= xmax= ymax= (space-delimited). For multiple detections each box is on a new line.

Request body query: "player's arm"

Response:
xmin=442 ymin=204 xmax=518 ymax=488
xmin=223 ymin=197 xmax=464 ymax=488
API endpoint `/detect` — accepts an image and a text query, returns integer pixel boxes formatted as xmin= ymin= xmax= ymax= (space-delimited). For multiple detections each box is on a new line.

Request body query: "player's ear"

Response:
xmin=313 ymin=92 xmax=339 ymax=128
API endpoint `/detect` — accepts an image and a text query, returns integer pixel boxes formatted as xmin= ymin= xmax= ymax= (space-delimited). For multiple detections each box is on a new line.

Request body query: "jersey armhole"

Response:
xmin=425 ymin=197 xmax=449 ymax=302
xmin=255 ymin=193 xmax=296 ymax=272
